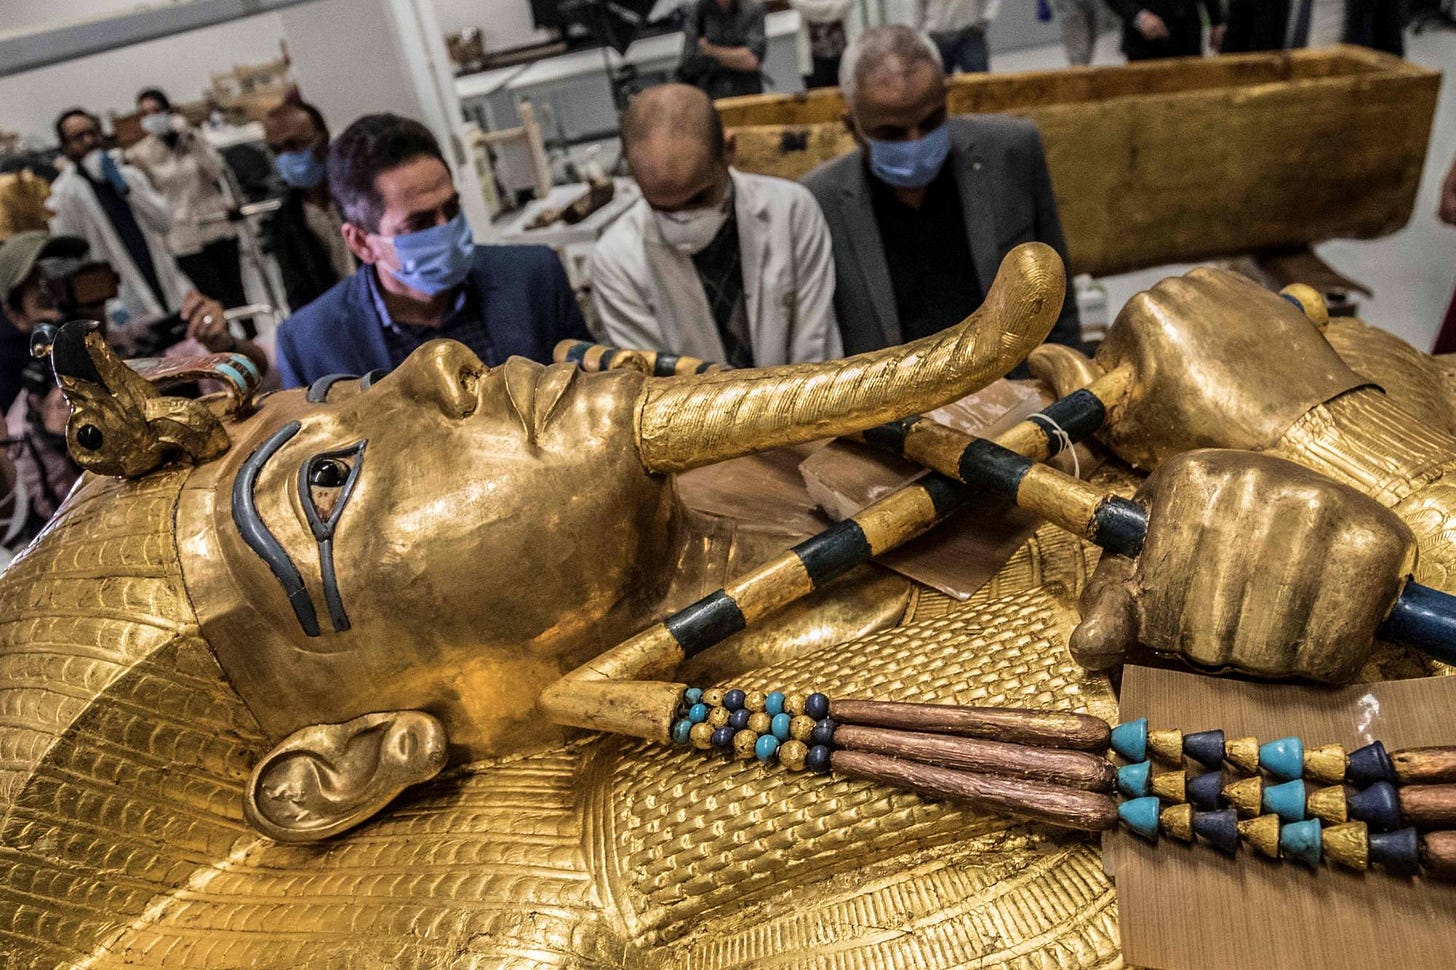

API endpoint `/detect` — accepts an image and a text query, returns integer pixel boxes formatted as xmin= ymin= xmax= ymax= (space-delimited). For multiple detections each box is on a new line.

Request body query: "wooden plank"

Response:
xmin=1107 ymin=666 xmax=1456 ymax=970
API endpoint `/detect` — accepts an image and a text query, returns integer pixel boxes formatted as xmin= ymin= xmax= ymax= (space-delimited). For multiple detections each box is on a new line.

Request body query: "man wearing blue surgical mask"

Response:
xmin=591 ymin=84 xmax=841 ymax=367
xmin=263 ymin=100 xmax=354 ymax=313
xmin=273 ymin=113 xmax=588 ymax=389
xmin=803 ymin=26 xmax=1080 ymax=356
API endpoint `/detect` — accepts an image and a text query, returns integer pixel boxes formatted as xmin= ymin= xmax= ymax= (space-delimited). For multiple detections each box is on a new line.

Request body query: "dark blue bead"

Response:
xmin=1183 ymin=730 xmax=1225 ymax=770
xmin=804 ymin=693 xmax=830 ymax=720
xmin=1347 ymin=741 xmax=1396 ymax=787
xmin=683 ymin=687 xmax=703 ymax=705
xmin=711 ymin=726 xmax=736 ymax=750
xmin=806 ymin=744 xmax=833 ymax=773
xmin=810 ymin=718 xmax=838 ymax=746
xmin=1370 ymin=827 xmax=1421 ymax=876
xmin=728 ymin=708 xmax=751 ymax=730
xmin=1186 ymin=770 xmax=1224 ymax=811
xmin=1348 ymin=781 xmax=1402 ymax=832
xmin=1192 ymin=809 xmax=1240 ymax=853
xmin=723 ymin=689 xmax=746 ymax=711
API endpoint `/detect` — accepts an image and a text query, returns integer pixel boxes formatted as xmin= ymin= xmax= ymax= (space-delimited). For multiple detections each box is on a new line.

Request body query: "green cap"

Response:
xmin=0 ymin=231 xmax=88 ymax=307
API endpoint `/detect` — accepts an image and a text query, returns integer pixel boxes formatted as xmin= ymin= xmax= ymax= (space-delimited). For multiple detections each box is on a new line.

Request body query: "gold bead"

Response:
xmin=733 ymin=729 xmax=758 ymax=760
xmin=1151 ymin=770 xmax=1186 ymax=803
xmin=707 ymin=706 xmax=730 ymax=728
xmin=690 ymin=722 xmax=714 ymax=750
xmin=744 ymin=690 xmax=767 ymax=712
xmin=1237 ymin=814 xmax=1281 ymax=859
xmin=1304 ymin=744 xmax=1347 ymax=785
xmin=1225 ymin=736 xmax=1260 ymax=775
xmin=1307 ymin=785 xmax=1348 ymax=824
xmin=784 ymin=693 xmax=805 ymax=716
xmin=789 ymin=715 xmax=816 ymax=741
xmin=1322 ymin=820 xmax=1369 ymax=871
xmin=702 ymin=688 xmax=725 ymax=707
xmin=1224 ymin=776 xmax=1263 ymax=818
xmin=779 ymin=739 xmax=809 ymax=771
xmin=1160 ymin=803 xmax=1194 ymax=842
xmin=748 ymin=712 xmax=772 ymax=735
xmin=1148 ymin=729 xmax=1184 ymax=765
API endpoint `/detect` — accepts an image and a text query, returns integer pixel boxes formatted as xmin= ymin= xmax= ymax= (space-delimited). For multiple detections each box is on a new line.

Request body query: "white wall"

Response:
xmin=0 ymin=13 xmax=288 ymax=144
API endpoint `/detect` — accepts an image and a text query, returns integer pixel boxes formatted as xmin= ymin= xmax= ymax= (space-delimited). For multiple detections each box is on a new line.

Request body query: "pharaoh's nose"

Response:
xmin=392 ymin=339 xmax=485 ymax=419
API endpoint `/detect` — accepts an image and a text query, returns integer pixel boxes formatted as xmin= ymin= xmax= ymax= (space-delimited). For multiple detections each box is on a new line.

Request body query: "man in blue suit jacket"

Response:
xmin=275 ymin=113 xmax=588 ymax=389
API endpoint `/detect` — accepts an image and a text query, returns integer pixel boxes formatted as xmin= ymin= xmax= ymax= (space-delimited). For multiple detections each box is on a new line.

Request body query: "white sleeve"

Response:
xmin=590 ymin=238 xmax=665 ymax=354
xmin=122 ymin=166 xmax=174 ymax=233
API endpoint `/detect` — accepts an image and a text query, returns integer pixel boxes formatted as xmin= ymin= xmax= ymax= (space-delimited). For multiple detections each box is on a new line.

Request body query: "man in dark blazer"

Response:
xmin=803 ymin=26 xmax=1080 ymax=357
xmin=1104 ymin=0 xmax=1224 ymax=60
xmin=275 ymin=113 xmax=587 ymax=390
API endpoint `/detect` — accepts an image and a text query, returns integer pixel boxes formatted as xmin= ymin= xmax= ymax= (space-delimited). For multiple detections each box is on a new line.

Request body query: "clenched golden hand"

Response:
xmin=1094 ymin=268 xmax=1365 ymax=469
xmin=1070 ymin=450 xmax=1416 ymax=683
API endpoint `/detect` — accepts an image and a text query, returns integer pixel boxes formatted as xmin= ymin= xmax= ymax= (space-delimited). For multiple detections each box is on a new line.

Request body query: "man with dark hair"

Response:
xmin=592 ymin=84 xmax=839 ymax=366
xmin=274 ymin=113 xmax=588 ymax=389
xmin=262 ymin=99 xmax=353 ymax=312
xmin=46 ymin=107 xmax=194 ymax=323
xmin=803 ymin=27 xmax=1080 ymax=356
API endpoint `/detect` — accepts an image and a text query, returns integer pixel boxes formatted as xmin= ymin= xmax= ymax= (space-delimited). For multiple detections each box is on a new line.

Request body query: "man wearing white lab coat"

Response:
xmin=591 ymin=84 xmax=841 ymax=367
xmin=47 ymin=109 xmax=192 ymax=323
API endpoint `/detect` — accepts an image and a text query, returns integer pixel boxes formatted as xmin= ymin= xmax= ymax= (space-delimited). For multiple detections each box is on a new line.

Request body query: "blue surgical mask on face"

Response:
xmin=378 ymin=212 xmax=475 ymax=296
xmin=866 ymin=123 xmax=952 ymax=190
xmin=275 ymin=149 xmax=326 ymax=189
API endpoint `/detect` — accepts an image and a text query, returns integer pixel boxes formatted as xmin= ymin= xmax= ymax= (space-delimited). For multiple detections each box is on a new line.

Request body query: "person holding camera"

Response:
xmin=126 ymin=88 xmax=248 ymax=311
xmin=0 ymin=231 xmax=267 ymax=525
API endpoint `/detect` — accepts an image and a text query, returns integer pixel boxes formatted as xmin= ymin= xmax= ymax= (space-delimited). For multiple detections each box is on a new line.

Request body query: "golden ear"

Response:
xmin=244 ymin=710 xmax=449 ymax=843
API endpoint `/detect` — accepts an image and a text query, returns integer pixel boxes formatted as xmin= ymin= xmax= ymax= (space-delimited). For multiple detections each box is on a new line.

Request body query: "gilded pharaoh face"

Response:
xmin=181 ymin=341 xmax=676 ymax=758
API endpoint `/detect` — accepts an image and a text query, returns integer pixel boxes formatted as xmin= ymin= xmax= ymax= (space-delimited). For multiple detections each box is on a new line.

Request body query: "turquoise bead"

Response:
xmin=688 ymin=703 xmax=709 ymax=724
xmin=1111 ymin=718 xmax=1149 ymax=762
xmin=683 ymin=687 xmax=703 ymax=705
xmin=771 ymin=713 xmax=792 ymax=741
xmin=764 ymin=691 xmax=785 ymax=716
xmin=1280 ymin=818 xmax=1323 ymax=867
xmin=671 ymin=719 xmax=693 ymax=745
xmin=1117 ymin=760 xmax=1152 ymax=797
xmin=755 ymin=735 xmax=780 ymax=762
xmin=1263 ymin=779 xmax=1307 ymax=823
xmin=1119 ymin=796 xmax=1161 ymax=841
xmin=1260 ymin=736 xmax=1305 ymax=780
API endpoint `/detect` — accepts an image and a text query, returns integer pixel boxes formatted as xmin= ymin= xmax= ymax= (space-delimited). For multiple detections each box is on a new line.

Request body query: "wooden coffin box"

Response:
xmin=718 ymin=46 xmax=1439 ymax=278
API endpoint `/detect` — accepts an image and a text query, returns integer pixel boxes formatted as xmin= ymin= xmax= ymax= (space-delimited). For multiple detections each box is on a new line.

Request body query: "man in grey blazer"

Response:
xmin=803 ymin=26 xmax=1081 ymax=356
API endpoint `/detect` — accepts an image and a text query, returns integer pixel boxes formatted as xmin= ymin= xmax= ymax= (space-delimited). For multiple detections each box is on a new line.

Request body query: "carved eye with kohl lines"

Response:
xmin=298 ymin=441 xmax=366 ymax=537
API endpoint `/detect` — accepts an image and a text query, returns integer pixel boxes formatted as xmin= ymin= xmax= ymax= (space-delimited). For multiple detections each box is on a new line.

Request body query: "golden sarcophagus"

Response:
xmin=719 ymin=46 xmax=1439 ymax=277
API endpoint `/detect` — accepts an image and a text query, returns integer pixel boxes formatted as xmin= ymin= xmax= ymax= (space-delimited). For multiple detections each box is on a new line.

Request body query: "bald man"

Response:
xmin=591 ymin=84 xmax=841 ymax=367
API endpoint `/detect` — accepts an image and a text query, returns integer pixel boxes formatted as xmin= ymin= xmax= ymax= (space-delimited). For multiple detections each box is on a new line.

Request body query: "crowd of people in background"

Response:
xmin=0 ymin=0 xmax=1443 ymax=557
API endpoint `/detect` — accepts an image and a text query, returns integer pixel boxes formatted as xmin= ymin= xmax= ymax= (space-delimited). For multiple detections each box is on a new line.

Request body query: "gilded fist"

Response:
xmin=1070 ymin=450 xmax=1417 ymax=683
xmin=1094 ymin=268 xmax=1365 ymax=470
